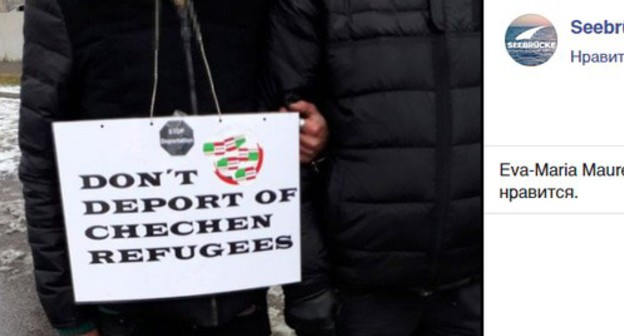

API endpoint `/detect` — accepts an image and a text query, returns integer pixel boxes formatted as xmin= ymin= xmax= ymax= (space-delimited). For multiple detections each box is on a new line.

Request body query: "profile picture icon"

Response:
xmin=505 ymin=14 xmax=557 ymax=66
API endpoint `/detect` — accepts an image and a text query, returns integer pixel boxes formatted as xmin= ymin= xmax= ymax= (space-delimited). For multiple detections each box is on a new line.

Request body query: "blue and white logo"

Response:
xmin=505 ymin=14 xmax=557 ymax=66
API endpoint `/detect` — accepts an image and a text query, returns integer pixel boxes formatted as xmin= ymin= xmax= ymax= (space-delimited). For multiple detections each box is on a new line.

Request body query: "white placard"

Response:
xmin=53 ymin=113 xmax=301 ymax=303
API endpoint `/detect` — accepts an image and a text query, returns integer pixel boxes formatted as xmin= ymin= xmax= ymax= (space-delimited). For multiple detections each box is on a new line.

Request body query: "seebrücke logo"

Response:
xmin=203 ymin=134 xmax=264 ymax=185
xmin=505 ymin=14 xmax=557 ymax=66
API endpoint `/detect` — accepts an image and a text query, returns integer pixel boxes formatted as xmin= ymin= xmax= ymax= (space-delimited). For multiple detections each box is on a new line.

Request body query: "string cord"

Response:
xmin=151 ymin=0 xmax=223 ymax=118
xmin=149 ymin=0 xmax=161 ymax=120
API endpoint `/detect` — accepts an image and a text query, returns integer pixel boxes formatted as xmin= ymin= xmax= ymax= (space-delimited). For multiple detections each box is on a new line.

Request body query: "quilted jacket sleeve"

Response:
xmin=266 ymin=0 xmax=324 ymax=104
xmin=19 ymin=0 xmax=94 ymax=329
xmin=264 ymin=3 xmax=337 ymax=332
xmin=266 ymin=0 xmax=332 ymax=302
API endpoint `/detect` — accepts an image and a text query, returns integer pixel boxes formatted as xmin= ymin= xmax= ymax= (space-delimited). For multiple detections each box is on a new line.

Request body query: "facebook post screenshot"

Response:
xmin=0 ymin=0 xmax=555 ymax=335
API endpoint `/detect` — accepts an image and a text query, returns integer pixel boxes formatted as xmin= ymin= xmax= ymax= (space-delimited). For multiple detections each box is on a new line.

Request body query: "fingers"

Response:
xmin=300 ymin=115 xmax=327 ymax=162
xmin=300 ymin=133 xmax=322 ymax=153
xmin=286 ymin=100 xmax=329 ymax=163
xmin=300 ymin=133 xmax=323 ymax=163
xmin=288 ymin=101 xmax=320 ymax=118
xmin=300 ymin=151 xmax=314 ymax=164
xmin=301 ymin=114 xmax=325 ymax=137
xmin=300 ymin=134 xmax=317 ymax=163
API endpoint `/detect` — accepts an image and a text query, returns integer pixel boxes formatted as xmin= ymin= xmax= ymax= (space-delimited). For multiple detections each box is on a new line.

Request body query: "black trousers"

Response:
xmin=97 ymin=304 xmax=271 ymax=336
xmin=336 ymin=282 xmax=482 ymax=336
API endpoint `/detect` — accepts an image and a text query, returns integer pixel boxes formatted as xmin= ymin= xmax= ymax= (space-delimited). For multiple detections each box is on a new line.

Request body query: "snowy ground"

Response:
xmin=0 ymin=86 xmax=19 ymax=95
xmin=0 ymin=87 xmax=294 ymax=335
xmin=0 ymin=92 xmax=20 ymax=176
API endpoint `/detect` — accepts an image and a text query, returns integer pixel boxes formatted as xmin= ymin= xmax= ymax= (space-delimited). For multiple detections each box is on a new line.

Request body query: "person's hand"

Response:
xmin=80 ymin=330 xmax=100 ymax=336
xmin=280 ymin=100 xmax=329 ymax=164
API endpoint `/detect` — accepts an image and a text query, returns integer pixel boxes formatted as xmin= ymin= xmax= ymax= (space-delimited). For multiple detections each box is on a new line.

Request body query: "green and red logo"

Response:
xmin=203 ymin=135 xmax=264 ymax=185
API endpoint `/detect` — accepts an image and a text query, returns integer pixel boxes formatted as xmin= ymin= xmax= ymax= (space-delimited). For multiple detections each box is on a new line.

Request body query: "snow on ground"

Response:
xmin=0 ymin=85 xmax=20 ymax=95
xmin=0 ymin=97 xmax=20 ymax=176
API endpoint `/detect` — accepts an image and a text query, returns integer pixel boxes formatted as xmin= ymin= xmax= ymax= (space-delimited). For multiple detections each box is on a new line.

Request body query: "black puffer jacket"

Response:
xmin=267 ymin=0 xmax=482 ymax=291
xmin=19 ymin=0 xmax=271 ymax=329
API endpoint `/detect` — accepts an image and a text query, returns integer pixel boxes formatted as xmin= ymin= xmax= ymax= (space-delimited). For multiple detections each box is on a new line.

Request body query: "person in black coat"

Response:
xmin=265 ymin=0 xmax=483 ymax=335
xmin=18 ymin=0 xmax=327 ymax=335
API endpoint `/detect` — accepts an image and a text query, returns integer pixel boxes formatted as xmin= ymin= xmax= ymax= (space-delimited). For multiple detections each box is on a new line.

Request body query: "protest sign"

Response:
xmin=53 ymin=113 xmax=300 ymax=303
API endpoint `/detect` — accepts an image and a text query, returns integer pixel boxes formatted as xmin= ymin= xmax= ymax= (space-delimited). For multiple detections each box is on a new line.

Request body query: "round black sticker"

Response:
xmin=160 ymin=120 xmax=194 ymax=156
